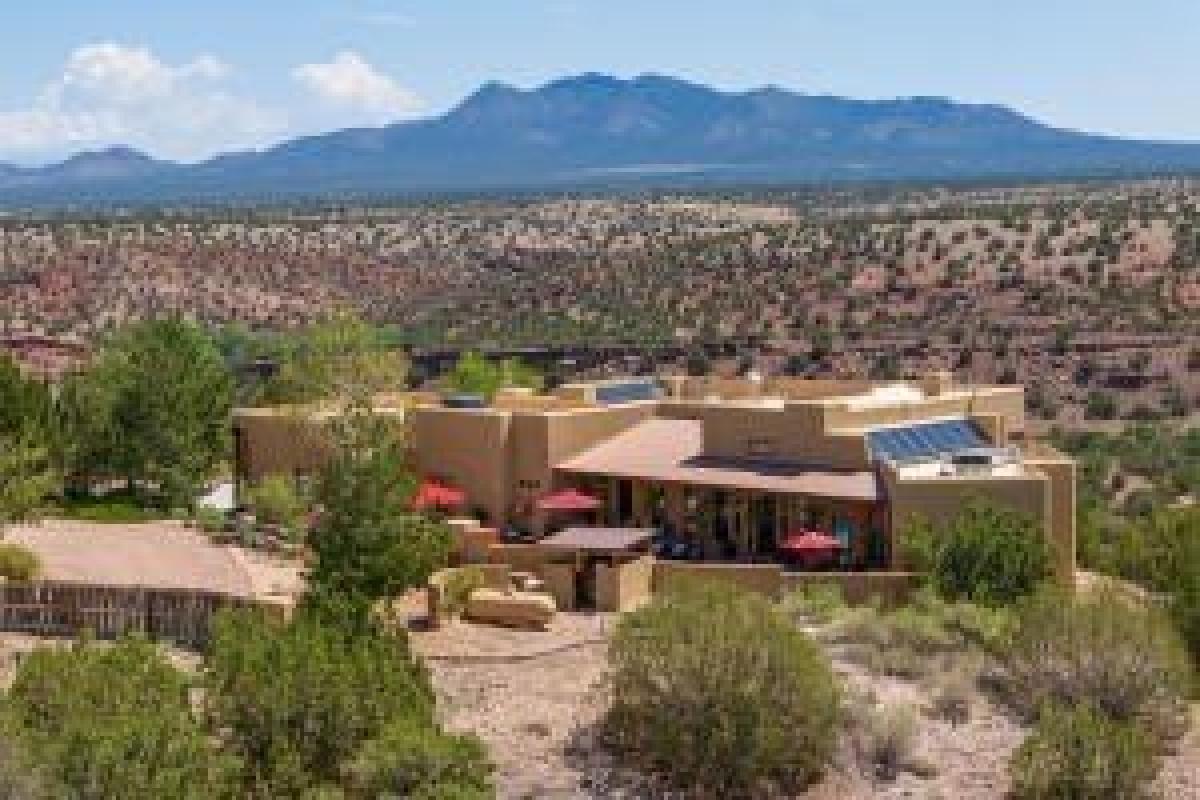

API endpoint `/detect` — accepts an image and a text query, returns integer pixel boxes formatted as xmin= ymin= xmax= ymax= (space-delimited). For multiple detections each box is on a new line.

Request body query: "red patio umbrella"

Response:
xmin=779 ymin=530 xmax=844 ymax=554
xmin=779 ymin=530 xmax=844 ymax=568
xmin=537 ymin=488 xmax=602 ymax=513
xmin=412 ymin=479 xmax=466 ymax=511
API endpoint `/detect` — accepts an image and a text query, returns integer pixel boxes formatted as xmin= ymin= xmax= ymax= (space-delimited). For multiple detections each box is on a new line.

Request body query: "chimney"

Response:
xmin=921 ymin=370 xmax=954 ymax=397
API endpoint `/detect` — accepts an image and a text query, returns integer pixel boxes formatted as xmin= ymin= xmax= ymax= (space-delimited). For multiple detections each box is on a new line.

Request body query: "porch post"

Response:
xmin=664 ymin=483 xmax=686 ymax=535
xmin=631 ymin=480 xmax=651 ymax=527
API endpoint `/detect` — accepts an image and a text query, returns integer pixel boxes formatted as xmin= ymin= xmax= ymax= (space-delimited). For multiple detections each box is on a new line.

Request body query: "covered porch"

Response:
xmin=551 ymin=474 xmax=887 ymax=569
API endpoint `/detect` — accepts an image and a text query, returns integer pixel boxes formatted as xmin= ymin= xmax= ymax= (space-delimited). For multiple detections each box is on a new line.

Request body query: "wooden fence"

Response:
xmin=0 ymin=581 xmax=258 ymax=649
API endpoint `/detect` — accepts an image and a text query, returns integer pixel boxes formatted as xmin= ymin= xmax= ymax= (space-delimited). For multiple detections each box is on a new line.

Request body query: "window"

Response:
xmin=747 ymin=437 xmax=775 ymax=457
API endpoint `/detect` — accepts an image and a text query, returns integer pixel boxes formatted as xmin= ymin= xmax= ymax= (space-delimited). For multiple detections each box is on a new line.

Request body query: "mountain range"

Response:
xmin=5 ymin=73 xmax=1200 ymax=206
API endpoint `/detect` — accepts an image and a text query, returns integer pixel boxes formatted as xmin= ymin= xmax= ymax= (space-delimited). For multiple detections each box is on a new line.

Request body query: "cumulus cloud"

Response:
xmin=0 ymin=43 xmax=282 ymax=163
xmin=293 ymin=51 xmax=421 ymax=117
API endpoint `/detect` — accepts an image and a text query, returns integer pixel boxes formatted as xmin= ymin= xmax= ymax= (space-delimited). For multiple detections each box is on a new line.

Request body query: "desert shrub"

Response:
xmin=4 ymin=635 xmax=238 ymax=799
xmin=1105 ymin=508 xmax=1200 ymax=664
xmin=0 ymin=732 xmax=60 ymax=799
xmin=606 ymin=579 xmax=841 ymax=797
xmin=439 ymin=567 xmax=488 ymax=616
xmin=0 ymin=544 xmax=39 ymax=582
xmin=244 ymin=474 xmax=307 ymax=529
xmin=1009 ymin=703 xmax=1157 ymax=800
xmin=828 ymin=588 xmax=1010 ymax=679
xmin=194 ymin=505 xmax=228 ymax=534
xmin=206 ymin=609 xmax=436 ymax=798
xmin=999 ymin=586 xmax=1193 ymax=741
xmin=343 ymin=717 xmax=493 ymax=799
xmin=855 ymin=704 xmax=920 ymax=782
xmin=780 ymin=581 xmax=846 ymax=625
xmin=927 ymin=664 xmax=976 ymax=725
xmin=903 ymin=502 xmax=1051 ymax=607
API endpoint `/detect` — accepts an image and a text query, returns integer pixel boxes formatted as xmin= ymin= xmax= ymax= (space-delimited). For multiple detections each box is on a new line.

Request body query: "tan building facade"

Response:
xmin=234 ymin=372 xmax=1076 ymax=579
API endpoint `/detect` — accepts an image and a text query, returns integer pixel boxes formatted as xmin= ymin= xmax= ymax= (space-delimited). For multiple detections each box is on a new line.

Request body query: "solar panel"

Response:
xmin=595 ymin=379 xmax=661 ymax=406
xmin=866 ymin=419 xmax=987 ymax=464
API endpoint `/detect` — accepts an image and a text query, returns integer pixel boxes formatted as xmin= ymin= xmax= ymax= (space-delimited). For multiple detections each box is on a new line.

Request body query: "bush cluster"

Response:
xmin=3 ymin=635 xmax=239 ymax=799
xmin=903 ymin=501 xmax=1051 ymax=607
xmin=998 ymin=586 xmax=1193 ymax=740
xmin=825 ymin=587 xmax=1012 ymax=680
xmin=606 ymin=579 xmax=841 ymax=797
xmin=1009 ymin=703 xmax=1156 ymax=800
xmin=0 ymin=544 xmax=40 ymax=582
xmin=243 ymin=474 xmax=307 ymax=532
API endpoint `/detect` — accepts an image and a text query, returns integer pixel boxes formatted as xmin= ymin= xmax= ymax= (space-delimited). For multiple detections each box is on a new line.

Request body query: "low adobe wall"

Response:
xmin=653 ymin=561 xmax=920 ymax=606
xmin=596 ymin=556 xmax=655 ymax=612
xmin=780 ymin=571 xmax=921 ymax=608
xmin=653 ymin=561 xmax=783 ymax=598
xmin=439 ymin=544 xmax=922 ymax=621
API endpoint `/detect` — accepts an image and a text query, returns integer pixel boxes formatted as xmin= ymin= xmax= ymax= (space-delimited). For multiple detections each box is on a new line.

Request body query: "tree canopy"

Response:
xmin=58 ymin=317 xmax=232 ymax=507
xmin=256 ymin=313 xmax=407 ymax=407
xmin=441 ymin=352 xmax=541 ymax=401
xmin=306 ymin=407 xmax=453 ymax=624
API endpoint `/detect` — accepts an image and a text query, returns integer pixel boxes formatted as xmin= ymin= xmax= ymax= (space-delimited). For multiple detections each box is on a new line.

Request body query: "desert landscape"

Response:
xmin=4 ymin=181 xmax=1200 ymax=427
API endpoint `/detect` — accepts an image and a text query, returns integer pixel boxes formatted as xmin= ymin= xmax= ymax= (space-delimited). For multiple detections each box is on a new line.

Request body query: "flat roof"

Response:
xmin=5 ymin=520 xmax=298 ymax=597
xmin=556 ymin=418 xmax=878 ymax=502
xmin=539 ymin=527 xmax=655 ymax=552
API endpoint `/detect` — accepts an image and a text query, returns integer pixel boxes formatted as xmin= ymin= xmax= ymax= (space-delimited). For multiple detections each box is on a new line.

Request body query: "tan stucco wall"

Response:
xmin=234 ymin=412 xmax=334 ymax=483
xmin=409 ymin=408 xmax=512 ymax=523
xmin=821 ymin=387 xmax=1025 ymax=435
xmin=696 ymin=402 xmax=872 ymax=469
xmin=1026 ymin=456 xmax=1078 ymax=582
xmin=596 ymin=555 xmax=655 ymax=612
xmin=884 ymin=468 xmax=1076 ymax=580
xmin=538 ymin=562 xmax=577 ymax=611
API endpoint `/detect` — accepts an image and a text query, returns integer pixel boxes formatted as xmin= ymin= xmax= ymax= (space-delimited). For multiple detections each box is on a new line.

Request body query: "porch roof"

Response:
xmin=539 ymin=527 xmax=655 ymax=552
xmin=555 ymin=418 xmax=878 ymax=502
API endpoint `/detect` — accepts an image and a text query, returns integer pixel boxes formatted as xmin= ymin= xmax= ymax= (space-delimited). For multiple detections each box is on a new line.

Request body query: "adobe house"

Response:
xmin=234 ymin=371 xmax=1076 ymax=581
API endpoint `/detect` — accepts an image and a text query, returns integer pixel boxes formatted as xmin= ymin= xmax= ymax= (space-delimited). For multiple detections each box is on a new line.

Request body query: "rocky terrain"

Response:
xmin=413 ymin=611 xmax=1200 ymax=799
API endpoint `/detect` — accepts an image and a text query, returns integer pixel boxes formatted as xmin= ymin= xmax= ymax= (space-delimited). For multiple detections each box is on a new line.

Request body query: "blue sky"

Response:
xmin=3 ymin=0 xmax=1199 ymax=163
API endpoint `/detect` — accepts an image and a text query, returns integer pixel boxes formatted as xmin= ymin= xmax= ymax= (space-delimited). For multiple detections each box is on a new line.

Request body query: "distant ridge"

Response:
xmin=5 ymin=73 xmax=1200 ymax=205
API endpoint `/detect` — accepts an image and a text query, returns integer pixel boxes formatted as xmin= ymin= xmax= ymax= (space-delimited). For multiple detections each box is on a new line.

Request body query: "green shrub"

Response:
xmin=606 ymin=579 xmax=841 ymax=797
xmin=194 ymin=505 xmax=228 ymax=534
xmin=903 ymin=501 xmax=1051 ymax=607
xmin=0 ymin=730 xmax=60 ymax=799
xmin=440 ymin=567 xmax=488 ymax=616
xmin=0 ymin=544 xmax=39 ymax=581
xmin=206 ymin=609 xmax=435 ymax=798
xmin=4 ymin=635 xmax=238 ymax=799
xmin=999 ymin=586 xmax=1193 ymax=741
xmin=344 ymin=717 xmax=493 ymax=799
xmin=244 ymin=474 xmax=306 ymax=529
xmin=54 ymin=492 xmax=164 ymax=523
xmin=1009 ymin=703 xmax=1157 ymax=800
xmin=828 ymin=589 xmax=1009 ymax=680
xmin=1105 ymin=508 xmax=1200 ymax=664
xmin=780 ymin=581 xmax=846 ymax=625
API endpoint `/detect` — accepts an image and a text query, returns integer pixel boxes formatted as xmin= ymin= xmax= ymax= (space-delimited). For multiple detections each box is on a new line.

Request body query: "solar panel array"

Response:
xmin=866 ymin=418 xmax=987 ymax=464
xmin=595 ymin=379 xmax=661 ymax=406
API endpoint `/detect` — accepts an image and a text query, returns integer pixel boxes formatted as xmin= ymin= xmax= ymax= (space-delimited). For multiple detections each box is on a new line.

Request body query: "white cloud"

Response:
xmin=348 ymin=11 xmax=415 ymax=27
xmin=293 ymin=51 xmax=421 ymax=117
xmin=0 ymin=43 xmax=281 ymax=163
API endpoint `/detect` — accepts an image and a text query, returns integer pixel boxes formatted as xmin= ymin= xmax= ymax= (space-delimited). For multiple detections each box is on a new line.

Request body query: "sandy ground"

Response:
xmin=414 ymin=615 xmax=1200 ymax=800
